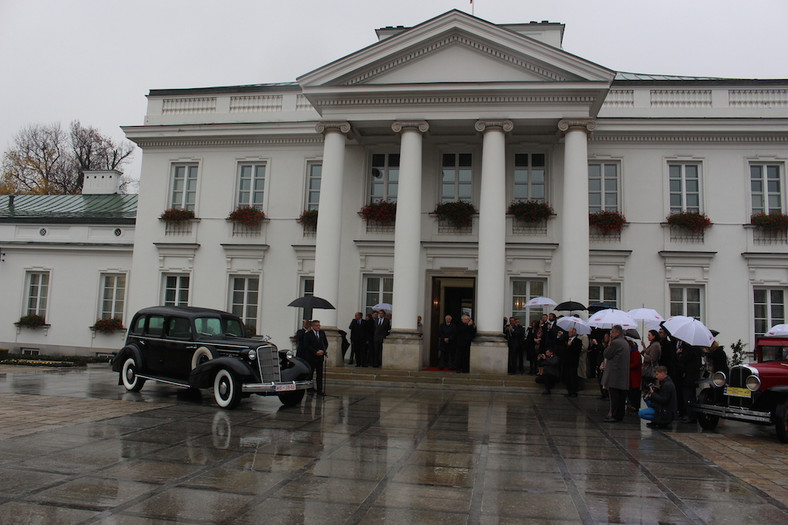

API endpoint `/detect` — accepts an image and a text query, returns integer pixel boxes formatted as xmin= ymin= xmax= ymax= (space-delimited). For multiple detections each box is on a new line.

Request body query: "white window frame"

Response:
xmin=25 ymin=270 xmax=50 ymax=318
xmin=236 ymin=162 xmax=267 ymax=209
xmin=750 ymin=162 xmax=784 ymax=215
xmin=588 ymin=283 xmax=619 ymax=309
xmin=753 ymin=287 xmax=785 ymax=337
xmin=512 ymin=153 xmax=547 ymax=203
xmin=99 ymin=272 xmax=127 ymax=320
xmin=364 ymin=275 xmax=393 ymax=314
xmin=161 ymin=274 xmax=190 ymax=306
xmin=668 ymin=162 xmax=702 ymax=214
xmin=669 ymin=284 xmax=704 ymax=321
xmin=588 ymin=161 xmax=620 ymax=213
xmin=305 ymin=162 xmax=322 ymax=211
xmin=169 ymin=164 xmax=199 ymax=211
xmin=369 ymin=153 xmax=400 ymax=203
xmin=229 ymin=275 xmax=260 ymax=332
xmin=511 ymin=278 xmax=547 ymax=324
xmin=440 ymin=152 xmax=473 ymax=203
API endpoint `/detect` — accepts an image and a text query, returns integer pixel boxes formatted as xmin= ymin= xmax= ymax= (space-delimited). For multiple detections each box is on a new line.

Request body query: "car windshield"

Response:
xmin=194 ymin=316 xmax=246 ymax=338
xmin=760 ymin=346 xmax=788 ymax=362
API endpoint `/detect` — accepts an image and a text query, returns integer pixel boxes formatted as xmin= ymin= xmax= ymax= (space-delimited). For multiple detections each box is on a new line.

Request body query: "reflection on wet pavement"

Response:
xmin=0 ymin=366 xmax=785 ymax=524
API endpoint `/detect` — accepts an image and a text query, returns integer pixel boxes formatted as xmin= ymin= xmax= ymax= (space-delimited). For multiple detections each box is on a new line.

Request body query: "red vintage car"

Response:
xmin=693 ymin=336 xmax=788 ymax=442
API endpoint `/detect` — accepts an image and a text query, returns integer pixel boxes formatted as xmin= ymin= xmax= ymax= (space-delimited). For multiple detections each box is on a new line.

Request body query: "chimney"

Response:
xmin=82 ymin=170 xmax=122 ymax=195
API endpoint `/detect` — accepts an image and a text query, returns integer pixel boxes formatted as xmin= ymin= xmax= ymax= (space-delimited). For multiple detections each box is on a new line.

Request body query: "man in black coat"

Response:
xmin=639 ymin=366 xmax=678 ymax=427
xmin=295 ymin=319 xmax=311 ymax=360
xmin=675 ymin=340 xmax=702 ymax=423
xmin=455 ymin=315 xmax=476 ymax=373
xmin=438 ymin=315 xmax=457 ymax=370
xmin=348 ymin=312 xmax=365 ymax=367
xmin=504 ymin=317 xmax=524 ymax=375
xmin=362 ymin=312 xmax=377 ymax=367
xmin=371 ymin=309 xmax=390 ymax=368
xmin=303 ymin=319 xmax=328 ymax=395
xmin=562 ymin=327 xmax=583 ymax=397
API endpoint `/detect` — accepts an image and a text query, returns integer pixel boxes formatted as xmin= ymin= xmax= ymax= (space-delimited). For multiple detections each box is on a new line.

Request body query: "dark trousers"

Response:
xmin=628 ymin=387 xmax=642 ymax=410
xmin=609 ymin=388 xmax=627 ymax=420
xmin=439 ymin=344 xmax=455 ymax=369
xmin=544 ymin=374 xmax=558 ymax=392
xmin=372 ymin=337 xmax=384 ymax=367
xmin=681 ymin=383 xmax=696 ymax=421
xmin=309 ymin=357 xmax=324 ymax=393
xmin=456 ymin=345 xmax=470 ymax=373
xmin=351 ymin=340 xmax=364 ymax=366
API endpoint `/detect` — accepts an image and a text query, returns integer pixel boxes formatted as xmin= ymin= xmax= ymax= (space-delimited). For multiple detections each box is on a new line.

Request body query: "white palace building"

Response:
xmin=3 ymin=10 xmax=788 ymax=372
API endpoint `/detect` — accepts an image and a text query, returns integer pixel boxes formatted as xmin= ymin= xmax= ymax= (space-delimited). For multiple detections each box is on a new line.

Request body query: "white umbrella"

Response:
xmin=627 ymin=308 xmax=664 ymax=324
xmin=525 ymin=296 xmax=557 ymax=308
xmin=372 ymin=303 xmax=392 ymax=312
xmin=556 ymin=316 xmax=592 ymax=335
xmin=766 ymin=324 xmax=788 ymax=337
xmin=588 ymin=308 xmax=638 ymax=329
xmin=661 ymin=316 xmax=715 ymax=347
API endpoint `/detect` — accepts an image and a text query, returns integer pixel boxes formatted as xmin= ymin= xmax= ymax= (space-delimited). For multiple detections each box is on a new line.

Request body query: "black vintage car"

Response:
xmin=111 ymin=306 xmax=313 ymax=409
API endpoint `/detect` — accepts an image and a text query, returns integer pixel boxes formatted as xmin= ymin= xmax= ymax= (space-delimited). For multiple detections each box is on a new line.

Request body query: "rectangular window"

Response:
xmin=25 ymin=271 xmax=50 ymax=318
xmin=296 ymin=277 xmax=314 ymax=321
xmin=370 ymin=153 xmax=400 ymax=203
xmin=669 ymin=285 xmax=703 ymax=320
xmin=588 ymin=162 xmax=619 ymax=213
xmin=669 ymin=163 xmax=701 ymax=214
xmin=230 ymin=276 xmax=259 ymax=333
xmin=588 ymin=284 xmax=619 ymax=308
xmin=511 ymin=279 xmax=546 ymax=324
xmin=441 ymin=153 xmax=473 ymax=203
xmin=364 ymin=276 xmax=393 ymax=314
xmin=306 ymin=163 xmax=322 ymax=211
xmin=162 ymin=274 xmax=190 ymax=306
xmin=754 ymin=288 xmax=785 ymax=337
xmin=170 ymin=164 xmax=198 ymax=210
xmin=513 ymin=153 xmax=546 ymax=202
xmin=237 ymin=163 xmax=266 ymax=209
xmin=750 ymin=164 xmax=783 ymax=215
xmin=100 ymin=273 xmax=126 ymax=320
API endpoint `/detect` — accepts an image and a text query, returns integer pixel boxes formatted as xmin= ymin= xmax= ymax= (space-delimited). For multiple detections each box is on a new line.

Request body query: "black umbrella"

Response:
xmin=288 ymin=295 xmax=335 ymax=320
xmin=588 ymin=302 xmax=616 ymax=314
xmin=554 ymin=300 xmax=587 ymax=312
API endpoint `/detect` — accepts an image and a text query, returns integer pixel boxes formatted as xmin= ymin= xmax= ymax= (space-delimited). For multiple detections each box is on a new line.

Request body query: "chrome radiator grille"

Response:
xmin=728 ymin=366 xmax=748 ymax=389
xmin=256 ymin=345 xmax=281 ymax=383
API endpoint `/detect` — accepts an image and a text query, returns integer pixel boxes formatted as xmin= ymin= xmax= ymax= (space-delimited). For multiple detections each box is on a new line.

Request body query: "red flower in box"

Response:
xmin=433 ymin=201 xmax=477 ymax=228
xmin=666 ymin=211 xmax=711 ymax=233
xmin=507 ymin=200 xmax=554 ymax=223
xmin=227 ymin=206 xmax=265 ymax=227
xmin=751 ymin=212 xmax=788 ymax=232
xmin=589 ymin=210 xmax=626 ymax=233
xmin=159 ymin=208 xmax=195 ymax=223
xmin=359 ymin=201 xmax=397 ymax=225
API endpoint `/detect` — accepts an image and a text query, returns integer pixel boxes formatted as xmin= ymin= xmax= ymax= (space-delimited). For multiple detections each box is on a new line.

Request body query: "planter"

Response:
xmin=432 ymin=201 xmax=476 ymax=229
xmin=160 ymin=208 xmax=195 ymax=223
xmin=666 ymin=211 xmax=711 ymax=233
xmin=359 ymin=201 xmax=397 ymax=226
xmin=227 ymin=206 xmax=265 ymax=228
xmin=91 ymin=318 xmax=124 ymax=334
xmin=751 ymin=212 xmax=788 ymax=232
xmin=15 ymin=314 xmax=46 ymax=329
xmin=589 ymin=210 xmax=626 ymax=234
xmin=298 ymin=209 xmax=318 ymax=234
xmin=507 ymin=200 xmax=554 ymax=223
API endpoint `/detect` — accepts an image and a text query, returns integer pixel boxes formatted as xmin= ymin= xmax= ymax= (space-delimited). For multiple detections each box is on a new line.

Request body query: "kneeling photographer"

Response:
xmin=638 ymin=366 xmax=678 ymax=428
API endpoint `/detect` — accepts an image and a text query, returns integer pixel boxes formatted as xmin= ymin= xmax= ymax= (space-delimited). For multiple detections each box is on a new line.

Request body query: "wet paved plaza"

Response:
xmin=0 ymin=365 xmax=786 ymax=524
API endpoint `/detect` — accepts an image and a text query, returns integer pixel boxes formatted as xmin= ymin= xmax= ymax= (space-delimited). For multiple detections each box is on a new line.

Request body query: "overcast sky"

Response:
xmin=2 ymin=0 xmax=788 ymax=184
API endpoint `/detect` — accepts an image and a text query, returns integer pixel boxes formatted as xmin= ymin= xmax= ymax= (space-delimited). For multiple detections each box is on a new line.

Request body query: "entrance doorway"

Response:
xmin=429 ymin=276 xmax=475 ymax=367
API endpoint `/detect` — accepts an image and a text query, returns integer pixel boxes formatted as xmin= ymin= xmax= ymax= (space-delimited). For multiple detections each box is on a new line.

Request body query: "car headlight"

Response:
xmin=286 ymin=349 xmax=295 ymax=359
xmin=247 ymin=349 xmax=256 ymax=361
xmin=745 ymin=374 xmax=761 ymax=391
xmin=712 ymin=371 xmax=726 ymax=387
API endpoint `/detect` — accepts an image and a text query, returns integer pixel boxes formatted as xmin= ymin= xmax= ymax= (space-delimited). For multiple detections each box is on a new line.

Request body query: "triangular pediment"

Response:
xmin=298 ymin=10 xmax=614 ymax=88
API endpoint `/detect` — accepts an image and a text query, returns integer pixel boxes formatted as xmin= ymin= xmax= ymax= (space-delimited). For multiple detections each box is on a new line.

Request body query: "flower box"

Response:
xmin=298 ymin=209 xmax=318 ymax=231
xmin=432 ymin=201 xmax=476 ymax=229
xmin=359 ymin=201 xmax=397 ymax=225
xmin=159 ymin=208 xmax=195 ymax=223
xmin=589 ymin=210 xmax=626 ymax=234
xmin=751 ymin=212 xmax=788 ymax=232
xmin=92 ymin=317 xmax=124 ymax=334
xmin=507 ymin=200 xmax=554 ymax=223
xmin=15 ymin=314 xmax=46 ymax=328
xmin=666 ymin=211 xmax=711 ymax=233
xmin=227 ymin=206 xmax=265 ymax=227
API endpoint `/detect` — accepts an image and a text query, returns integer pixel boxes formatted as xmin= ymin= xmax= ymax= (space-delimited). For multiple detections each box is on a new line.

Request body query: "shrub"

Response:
xmin=297 ymin=209 xmax=318 ymax=229
xmin=93 ymin=317 xmax=124 ymax=333
xmin=160 ymin=208 xmax=195 ymax=223
xmin=589 ymin=210 xmax=626 ymax=233
xmin=227 ymin=206 xmax=265 ymax=227
xmin=359 ymin=201 xmax=397 ymax=224
xmin=16 ymin=314 xmax=46 ymax=328
xmin=750 ymin=212 xmax=788 ymax=232
xmin=729 ymin=339 xmax=747 ymax=366
xmin=666 ymin=211 xmax=711 ymax=233
xmin=433 ymin=201 xmax=477 ymax=228
xmin=507 ymin=200 xmax=554 ymax=223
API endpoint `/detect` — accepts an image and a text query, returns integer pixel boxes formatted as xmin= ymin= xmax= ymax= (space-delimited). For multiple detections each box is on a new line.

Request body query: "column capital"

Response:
xmin=557 ymin=118 xmax=596 ymax=134
xmin=315 ymin=121 xmax=352 ymax=136
xmin=475 ymin=119 xmax=513 ymax=133
xmin=392 ymin=120 xmax=429 ymax=134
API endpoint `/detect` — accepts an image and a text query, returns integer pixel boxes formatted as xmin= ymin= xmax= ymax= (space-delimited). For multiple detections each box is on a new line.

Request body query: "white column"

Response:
xmin=557 ymin=119 xmax=595 ymax=307
xmin=475 ymin=120 xmax=512 ymax=333
xmin=391 ymin=121 xmax=429 ymax=331
xmin=313 ymin=121 xmax=351 ymax=328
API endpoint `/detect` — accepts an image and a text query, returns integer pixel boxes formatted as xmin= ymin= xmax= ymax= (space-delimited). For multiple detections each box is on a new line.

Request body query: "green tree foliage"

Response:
xmin=1 ymin=121 xmax=134 ymax=194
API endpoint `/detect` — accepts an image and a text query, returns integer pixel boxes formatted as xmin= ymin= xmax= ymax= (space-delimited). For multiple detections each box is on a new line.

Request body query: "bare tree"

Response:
xmin=1 ymin=121 xmax=134 ymax=194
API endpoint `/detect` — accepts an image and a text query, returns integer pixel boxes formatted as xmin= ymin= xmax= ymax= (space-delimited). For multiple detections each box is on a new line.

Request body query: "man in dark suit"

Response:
xmin=303 ymin=319 xmax=328 ymax=395
xmin=372 ymin=309 xmax=390 ymax=367
xmin=362 ymin=311 xmax=378 ymax=367
xmin=438 ymin=315 xmax=457 ymax=370
xmin=295 ymin=319 xmax=311 ymax=360
xmin=348 ymin=312 xmax=365 ymax=367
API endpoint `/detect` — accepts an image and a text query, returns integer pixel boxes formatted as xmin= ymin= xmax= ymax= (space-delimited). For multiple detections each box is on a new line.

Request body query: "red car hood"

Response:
xmin=750 ymin=361 xmax=788 ymax=390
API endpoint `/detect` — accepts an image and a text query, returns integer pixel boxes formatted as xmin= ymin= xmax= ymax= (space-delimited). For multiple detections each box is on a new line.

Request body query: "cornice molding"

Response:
xmin=392 ymin=120 xmax=430 ymax=133
xmin=131 ymin=136 xmax=324 ymax=149
xmin=341 ymin=32 xmax=570 ymax=86
xmin=590 ymin=133 xmax=788 ymax=144
xmin=314 ymin=94 xmax=595 ymax=109
xmin=475 ymin=119 xmax=514 ymax=133
xmin=558 ymin=118 xmax=597 ymax=134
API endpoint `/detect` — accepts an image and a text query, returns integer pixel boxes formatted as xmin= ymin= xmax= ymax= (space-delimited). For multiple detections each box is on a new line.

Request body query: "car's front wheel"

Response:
xmin=278 ymin=389 xmax=306 ymax=407
xmin=213 ymin=368 xmax=241 ymax=409
xmin=775 ymin=401 xmax=788 ymax=443
xmin=121 ymin=357 xmax=146 ymax=392
xmin=191 ymin=347 xmax=214 ymax=370
xmin=696 ymin=388 xmax=719 ymax=430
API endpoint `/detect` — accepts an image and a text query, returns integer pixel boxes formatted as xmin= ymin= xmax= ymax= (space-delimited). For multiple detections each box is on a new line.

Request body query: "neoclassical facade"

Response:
xmin=9 ymin=10 xmax=786 ymax=367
